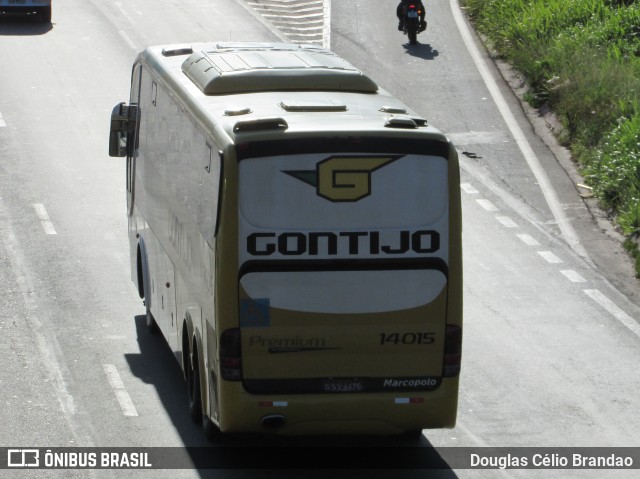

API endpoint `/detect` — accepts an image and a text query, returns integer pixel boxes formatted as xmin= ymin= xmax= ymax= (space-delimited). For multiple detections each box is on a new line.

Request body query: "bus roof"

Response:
xmin=139 ymin=42 xmax=448 ymax=142
xmin=181 ymin=42 xmax=379 ymax=95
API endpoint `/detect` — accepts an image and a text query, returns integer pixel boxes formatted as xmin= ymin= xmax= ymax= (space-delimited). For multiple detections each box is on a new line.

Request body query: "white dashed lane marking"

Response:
xmin=495 ymin=216 xmax=518 ymax=228
xmin=33 ymin=203 xmax=57 ymax=235
xmin=516 ymin=234 xmax=540 ymax=246
xmin=450 ymin=0 xmax=590 ymax=263
xmin=460 ymin=180 xmax=640 ymax=335
xmin=103 ymin=364 xmax=138 ymax=417
xmin=475 ymin=199 xmax=498 ymax=212
xmin=460 ymin=183 xmax=479 ymax=194
xmin=538 ymin=251 xmax=563 ymax=264
xmin=561 ymin=270 xmax=587 ymax=283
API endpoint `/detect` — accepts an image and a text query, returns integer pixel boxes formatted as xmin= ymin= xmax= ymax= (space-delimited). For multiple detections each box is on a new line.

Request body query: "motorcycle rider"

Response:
xmin=397 ymin=0 xmax=427 ymax=33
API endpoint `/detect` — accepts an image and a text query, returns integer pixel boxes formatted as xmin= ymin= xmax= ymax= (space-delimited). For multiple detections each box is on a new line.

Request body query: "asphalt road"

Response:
xmin=0 ymin=1 xmax=639 ymax=478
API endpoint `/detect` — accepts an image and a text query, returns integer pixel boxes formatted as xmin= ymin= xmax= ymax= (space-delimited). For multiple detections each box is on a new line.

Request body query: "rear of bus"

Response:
xmin=224 ymin=134 xmax=462 ymax=435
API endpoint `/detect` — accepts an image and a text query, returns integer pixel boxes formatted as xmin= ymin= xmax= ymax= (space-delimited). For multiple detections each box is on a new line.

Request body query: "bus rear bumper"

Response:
xmin=218 ymin=378 xmax=459 ymax=436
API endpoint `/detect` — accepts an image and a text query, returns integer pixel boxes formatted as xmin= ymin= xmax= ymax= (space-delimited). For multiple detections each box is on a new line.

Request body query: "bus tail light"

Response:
xmin=220 ymin=328 xmax=242 ymax=381
xmin=443 ymin=325 xmax=462 ymax=377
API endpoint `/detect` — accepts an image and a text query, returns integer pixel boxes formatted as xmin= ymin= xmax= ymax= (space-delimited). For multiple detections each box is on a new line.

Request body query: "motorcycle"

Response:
xmin=402 ymin=4 xmax=426 ymax=45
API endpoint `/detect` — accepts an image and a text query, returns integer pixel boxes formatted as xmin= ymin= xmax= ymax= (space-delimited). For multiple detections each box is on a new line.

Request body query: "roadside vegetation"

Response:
xmin=461 ymin=0 xmax=640 ymax=275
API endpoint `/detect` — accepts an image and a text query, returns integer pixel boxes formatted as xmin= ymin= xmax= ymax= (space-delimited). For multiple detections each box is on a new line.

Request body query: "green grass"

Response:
xmin=462 ymin=0 xmax=640 ymax=273
xmin=624 ymin=237 xmax=640 ymax=278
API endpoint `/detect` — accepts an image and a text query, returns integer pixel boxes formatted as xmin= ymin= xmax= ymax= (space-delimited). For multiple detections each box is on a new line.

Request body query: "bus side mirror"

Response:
xmin=109 ymin=102 xmax=138 ymax=157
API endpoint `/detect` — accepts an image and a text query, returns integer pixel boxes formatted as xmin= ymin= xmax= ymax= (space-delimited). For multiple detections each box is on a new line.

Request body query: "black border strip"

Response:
xmin=4 ymin=446 xmax=640 ymax=470
xmin=243 ymin=376 xmax=443 ymax=395
xmin=239 ymin=257 xmax=448 ymax=279
xmin=235 ymin=137 xmax=450 ymax=160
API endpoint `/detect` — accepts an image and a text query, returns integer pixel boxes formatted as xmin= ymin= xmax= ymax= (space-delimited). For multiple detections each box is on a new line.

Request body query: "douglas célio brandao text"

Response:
xmin=470 ymin=452 xmax=634 ymax=469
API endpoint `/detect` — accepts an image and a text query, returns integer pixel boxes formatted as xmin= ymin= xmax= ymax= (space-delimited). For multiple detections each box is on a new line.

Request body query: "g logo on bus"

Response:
xmin=284 ymin=155 xmax=401 ymax=202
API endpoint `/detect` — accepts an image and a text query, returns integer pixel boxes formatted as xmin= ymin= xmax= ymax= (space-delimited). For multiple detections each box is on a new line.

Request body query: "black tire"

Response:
xmin=187 ymin=343 xmax=202 ymax=423
xmin=408 ymin=26 xmax=418 ymax=45
xmin=202 ymin=414 xmax=222 ymax=441
xmin=402 ymin=429 xmax=424 ymax=441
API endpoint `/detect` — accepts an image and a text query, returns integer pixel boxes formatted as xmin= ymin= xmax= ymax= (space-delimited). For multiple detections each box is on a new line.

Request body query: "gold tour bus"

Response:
xmin=109 ymin=42 xmax=463 ymax=438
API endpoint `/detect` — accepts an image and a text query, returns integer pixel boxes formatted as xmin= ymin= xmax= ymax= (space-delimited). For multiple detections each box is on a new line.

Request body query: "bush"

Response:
xmin=461 ymin=0 xmax=640 ymax=273
xmin=584 ymin=113 xmax=640 ymax=231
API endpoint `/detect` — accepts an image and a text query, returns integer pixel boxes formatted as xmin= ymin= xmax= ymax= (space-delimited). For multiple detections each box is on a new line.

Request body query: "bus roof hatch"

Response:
xmin=181 ymin=43 xmax=379 ymax=95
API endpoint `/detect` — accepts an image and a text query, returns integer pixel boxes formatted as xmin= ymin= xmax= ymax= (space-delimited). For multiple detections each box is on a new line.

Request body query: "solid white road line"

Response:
xmin=450 ymin=0 xmax=592 ymax=264
xmin=584 ymin=289 xmax=640 ymax=338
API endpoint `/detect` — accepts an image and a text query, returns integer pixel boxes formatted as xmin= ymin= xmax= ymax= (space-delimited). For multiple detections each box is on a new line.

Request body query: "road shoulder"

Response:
xmin=493 ymin=57 xmax=640 ymax=309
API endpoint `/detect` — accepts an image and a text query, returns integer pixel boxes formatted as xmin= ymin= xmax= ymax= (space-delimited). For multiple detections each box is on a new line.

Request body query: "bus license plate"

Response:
xmin=323 ymin=380 xmax=363 ymax=393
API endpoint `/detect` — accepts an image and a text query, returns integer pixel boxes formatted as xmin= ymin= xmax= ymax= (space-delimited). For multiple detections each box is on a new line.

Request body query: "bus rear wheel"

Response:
xmin=401 ymin=429 xmax=424 ymax=440
xmin=203 ymin=414 xmax=222 ymax=440
xmin=187 ymin=342 xmax=202 ymax=423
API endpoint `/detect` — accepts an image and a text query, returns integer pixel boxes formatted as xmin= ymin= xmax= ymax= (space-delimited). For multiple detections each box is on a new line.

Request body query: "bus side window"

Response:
xmin=205 ymin=144 xmax=213 ymax=173
xmin=126 ymin=64 xmax=142 ymax=214
xmin=206 ymin=143 xmax=223 ymax=238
